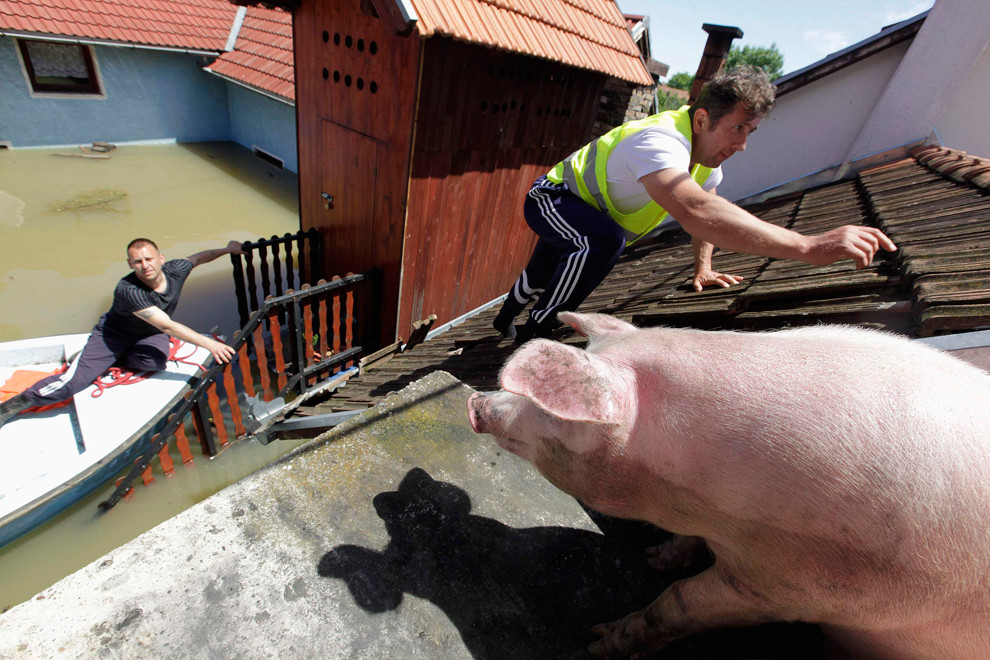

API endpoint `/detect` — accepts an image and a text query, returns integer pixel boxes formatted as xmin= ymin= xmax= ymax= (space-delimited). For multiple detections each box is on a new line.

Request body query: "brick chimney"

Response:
xmin=689 ymin=23 xmax=744 ymax=102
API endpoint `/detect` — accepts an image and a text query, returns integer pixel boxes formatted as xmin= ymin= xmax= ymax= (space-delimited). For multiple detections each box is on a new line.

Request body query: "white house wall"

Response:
xmin=718 ymin=41 xmax=910 ymax=202
xmin=846 ymin=0 xmax=990 ymax=163
xmin=932 ymin=36 xmax=990 ymax=158
xmin=0 ymin=38 xmax=231 ymax=147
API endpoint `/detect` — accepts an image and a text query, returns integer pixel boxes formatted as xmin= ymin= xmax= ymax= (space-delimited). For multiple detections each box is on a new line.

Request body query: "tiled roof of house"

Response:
xmin=319 ymin=145 xmax=990 ymax=409
xmin=0 ymin=0 xmax=238 ymax=51
xmin=205 ymin=6 xmax=294 ymax=102
xmin=409 ymin=0 xmax=653 ymax=86
xmin=1 ymin=0 xmax=293 ymax=101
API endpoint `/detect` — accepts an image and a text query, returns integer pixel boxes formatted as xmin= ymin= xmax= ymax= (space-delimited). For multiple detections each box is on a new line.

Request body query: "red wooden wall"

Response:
xmin=399 ymin=38 xmax=605 ymax=336
xmin=294 ymin=0 xmax=419 ymax=346
xmin=295 ymin=1 xmax=606 ymax=344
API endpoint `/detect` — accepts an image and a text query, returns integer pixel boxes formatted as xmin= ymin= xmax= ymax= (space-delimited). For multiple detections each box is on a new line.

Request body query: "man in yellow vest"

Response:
xmin=493 ymin=66 xmax=896 ymax=343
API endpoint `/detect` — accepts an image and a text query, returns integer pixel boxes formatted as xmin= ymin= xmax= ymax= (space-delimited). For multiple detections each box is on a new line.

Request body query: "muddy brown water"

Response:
xmin=0 ymin=142 xmax=310 ymax=610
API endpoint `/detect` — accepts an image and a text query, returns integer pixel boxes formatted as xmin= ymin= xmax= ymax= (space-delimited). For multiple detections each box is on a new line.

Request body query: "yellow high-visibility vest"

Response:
xmin=547 ymin=105 xmax=713 ymax=245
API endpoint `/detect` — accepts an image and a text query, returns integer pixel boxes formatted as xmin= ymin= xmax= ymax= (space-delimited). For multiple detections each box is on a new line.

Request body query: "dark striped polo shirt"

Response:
xmin=104 ymin=259 xmax=194 ymax=338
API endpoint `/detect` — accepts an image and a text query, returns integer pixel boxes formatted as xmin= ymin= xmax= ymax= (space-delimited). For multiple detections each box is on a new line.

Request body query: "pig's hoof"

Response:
xmin=588 ymin=611 xmax=665 ymax=659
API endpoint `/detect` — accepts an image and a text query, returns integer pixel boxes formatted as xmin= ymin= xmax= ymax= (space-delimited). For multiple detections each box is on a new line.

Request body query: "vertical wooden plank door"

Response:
xmin=318 ymin=120 xmax=380 ymax=280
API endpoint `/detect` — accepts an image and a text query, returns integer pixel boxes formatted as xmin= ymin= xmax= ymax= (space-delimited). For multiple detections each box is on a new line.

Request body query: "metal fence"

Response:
xmin=99 ymin=270 xmax=379 ymax=511
xmin=231 ymin=228 xmax=324 ymax=329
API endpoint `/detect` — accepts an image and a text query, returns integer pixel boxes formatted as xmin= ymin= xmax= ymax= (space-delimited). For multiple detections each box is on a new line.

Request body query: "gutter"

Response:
xmin=1 ymin=30 xmax=220 ymax=58
xmin=202 ymin=68 xmax=294 ymax=106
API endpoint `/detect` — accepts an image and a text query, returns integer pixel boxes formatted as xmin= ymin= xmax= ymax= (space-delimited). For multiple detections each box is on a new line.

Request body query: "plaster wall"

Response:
xmin=717 ymin=42 xmax=909 ymax=202
xmin=848 ymin=0 xmax=990 ymax=161
xmin=227 ymin=82 xmax=298 ymax=173
xmin=0 ymin=38 xmax=230 ymax=147
xmin=934 ymin=41 xmax=990 ymax=158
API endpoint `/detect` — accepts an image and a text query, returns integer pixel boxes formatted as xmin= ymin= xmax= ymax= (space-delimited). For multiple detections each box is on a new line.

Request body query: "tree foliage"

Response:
xmin=665 ymin=71 xmax=694 ymax=91
xmin=725 ymin=43 xmax=785 ymax=80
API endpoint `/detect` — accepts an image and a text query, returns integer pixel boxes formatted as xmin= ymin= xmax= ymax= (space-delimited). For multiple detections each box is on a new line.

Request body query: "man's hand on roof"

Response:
xmin=802 ymin=226 xmax=898 ymax=269
xmin=693 ymin=268 xmax=744 ymax=292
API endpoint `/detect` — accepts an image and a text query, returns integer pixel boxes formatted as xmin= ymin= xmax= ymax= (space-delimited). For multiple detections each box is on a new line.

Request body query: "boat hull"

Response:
xmin=0 ymin=334 xmax=209 ymax=548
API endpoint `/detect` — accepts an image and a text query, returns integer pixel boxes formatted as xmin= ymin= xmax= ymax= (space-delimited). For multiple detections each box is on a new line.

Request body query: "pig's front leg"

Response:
xmin=589 ymin=563 xmax=775 ymax=659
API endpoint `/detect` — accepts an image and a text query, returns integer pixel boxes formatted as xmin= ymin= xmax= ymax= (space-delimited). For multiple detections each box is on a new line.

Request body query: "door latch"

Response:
xmin=321 ymin=192 xmax=334 ymax=210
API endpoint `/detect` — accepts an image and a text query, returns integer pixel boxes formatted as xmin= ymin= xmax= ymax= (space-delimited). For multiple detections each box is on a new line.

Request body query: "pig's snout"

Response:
xmin=467 ymin=391 xmax=493 ymax=434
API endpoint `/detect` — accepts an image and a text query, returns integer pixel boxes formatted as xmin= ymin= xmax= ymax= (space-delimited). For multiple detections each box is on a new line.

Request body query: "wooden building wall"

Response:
xmin=294 ymin=0 xmax=420 ymax=346
xmin=399 ymin=38 xmax=605 ymax=336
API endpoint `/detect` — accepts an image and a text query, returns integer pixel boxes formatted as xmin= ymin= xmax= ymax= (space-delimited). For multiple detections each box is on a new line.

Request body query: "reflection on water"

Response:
xmin=0 ymin=142 xmax=300 ymax=341
xmin=0 ymin=142 xmax=306 ymax=610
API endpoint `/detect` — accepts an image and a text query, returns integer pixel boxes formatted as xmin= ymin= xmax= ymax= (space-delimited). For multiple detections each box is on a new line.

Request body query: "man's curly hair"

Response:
xmin=690 ymin=65 xmax=776 ymax=125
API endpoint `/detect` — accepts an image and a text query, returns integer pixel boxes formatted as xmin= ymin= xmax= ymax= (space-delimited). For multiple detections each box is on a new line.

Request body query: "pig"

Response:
xmin=466 ymin=312 xmax=990 ymax=660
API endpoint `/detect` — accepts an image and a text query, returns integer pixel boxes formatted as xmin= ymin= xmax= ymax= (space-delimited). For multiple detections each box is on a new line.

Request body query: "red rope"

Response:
xmin=90 ymin=337 xmax=206 ymax=398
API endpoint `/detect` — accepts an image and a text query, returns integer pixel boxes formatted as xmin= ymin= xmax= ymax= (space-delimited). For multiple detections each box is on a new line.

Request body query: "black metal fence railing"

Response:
xmin=231 ymin=228 xmax=323 ymax=329
xmin=99 ymin=269 xmax=378 ymax=511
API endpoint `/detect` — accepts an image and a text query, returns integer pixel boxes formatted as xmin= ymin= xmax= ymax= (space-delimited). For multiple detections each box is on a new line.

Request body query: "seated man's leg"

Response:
xmin=517 ymin=181 xmax=625 ymax=340
xmin=118 ymin=333 xmax=170 ymax=372
xmin=17 ymin=322 xmax=122 ymax=408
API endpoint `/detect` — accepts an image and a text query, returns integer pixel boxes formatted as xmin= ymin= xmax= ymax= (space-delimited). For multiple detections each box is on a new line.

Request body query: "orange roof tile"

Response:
xmin=206 ymin=6 xmax=295 ymax=102
xmin=0 ymin=0 xmax=238 ymax=51
xmin=410 ymin=0 xmax=652 ymax=85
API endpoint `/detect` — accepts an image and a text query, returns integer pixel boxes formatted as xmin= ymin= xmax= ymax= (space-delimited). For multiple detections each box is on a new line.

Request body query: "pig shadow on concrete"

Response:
xmin=317 ymin=467 xmax=825 ymax=660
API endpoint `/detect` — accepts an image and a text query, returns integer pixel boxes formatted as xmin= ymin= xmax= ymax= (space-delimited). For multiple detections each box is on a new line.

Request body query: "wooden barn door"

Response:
xmin=318 ymin=120 xmax=380 ymax=275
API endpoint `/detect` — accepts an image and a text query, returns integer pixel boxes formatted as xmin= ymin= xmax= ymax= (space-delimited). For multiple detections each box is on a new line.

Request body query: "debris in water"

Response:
xmin=51 ymin=188 xmax=128 ymax=213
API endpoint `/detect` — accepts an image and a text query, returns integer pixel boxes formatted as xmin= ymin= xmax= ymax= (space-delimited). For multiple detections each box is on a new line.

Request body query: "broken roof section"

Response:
xmin=320 ymin=145 xmax=990 ymax=410
xmin=377 ymin=0 xmax=653 ymax=85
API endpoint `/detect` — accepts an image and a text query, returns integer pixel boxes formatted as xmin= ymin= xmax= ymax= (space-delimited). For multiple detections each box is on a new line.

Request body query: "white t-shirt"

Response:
xmin=605 ymin=126 xmax=722 ymax=216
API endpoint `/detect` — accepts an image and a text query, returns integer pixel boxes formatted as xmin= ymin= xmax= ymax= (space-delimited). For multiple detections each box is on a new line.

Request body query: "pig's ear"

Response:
xmin=558 ymin=312 xmax=637 ymax=339
xmin=501 ymin=339 xmax=621 ymax=425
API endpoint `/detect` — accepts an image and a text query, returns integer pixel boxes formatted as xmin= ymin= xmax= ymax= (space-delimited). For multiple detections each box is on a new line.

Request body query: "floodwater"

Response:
xmin=0 ymin=142 xmax=310 ymax=610
xmin=0 ymin=141 xmax=300 ymax=341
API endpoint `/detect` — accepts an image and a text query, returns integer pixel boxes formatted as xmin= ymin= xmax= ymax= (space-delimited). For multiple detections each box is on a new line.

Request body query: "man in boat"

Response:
xmin=0 ymin=238 xmax=243 ymax=429
xmin=492 ymin=66 xmax=897 ymax=343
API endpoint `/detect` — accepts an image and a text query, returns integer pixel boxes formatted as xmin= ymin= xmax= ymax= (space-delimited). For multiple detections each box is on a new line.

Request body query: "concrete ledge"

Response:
xmin=0 ymin=372 xmax=665 ymax=659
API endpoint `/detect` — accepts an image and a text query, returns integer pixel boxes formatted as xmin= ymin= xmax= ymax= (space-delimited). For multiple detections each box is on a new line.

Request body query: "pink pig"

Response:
xmin=467 ymin=311 xmax=990 ymax=659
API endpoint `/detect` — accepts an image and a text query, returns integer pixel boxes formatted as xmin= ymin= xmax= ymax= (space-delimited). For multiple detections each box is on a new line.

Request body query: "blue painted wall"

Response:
xmin=0 ymin=38 xmax=231 ymax=146
xmin=226 ymin=82 xmax=298 ymax=173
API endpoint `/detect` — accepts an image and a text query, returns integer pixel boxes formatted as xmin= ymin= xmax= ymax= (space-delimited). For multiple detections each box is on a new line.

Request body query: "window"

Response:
xmin=17 ymin=39 xmax=102 ymax=95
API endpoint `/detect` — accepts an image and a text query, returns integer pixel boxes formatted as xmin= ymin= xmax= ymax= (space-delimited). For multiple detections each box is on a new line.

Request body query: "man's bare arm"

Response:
xmin=133 ymin=307 xmax=236 ymax=364
xmin=185 ymin=240 xmax=244 ymax=268
xmin=642 ymin=169 xmax=896 ymax=268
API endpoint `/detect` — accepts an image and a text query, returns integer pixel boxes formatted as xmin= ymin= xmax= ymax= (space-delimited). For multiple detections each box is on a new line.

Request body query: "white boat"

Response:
xmin=0 ymin=333 xmax=210 ymax=548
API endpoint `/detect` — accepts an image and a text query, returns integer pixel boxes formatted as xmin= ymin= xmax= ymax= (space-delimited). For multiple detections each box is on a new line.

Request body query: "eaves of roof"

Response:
xmin=321 ymin=144 xmax=990 ymax=409
xmin=0 ymin=0 xmax=239 ymax=52
xmin=205 ymin=5 xmax=294 ymax=102
xmin=408 ymin=0 xmax=653 ymax=86
xmin=774 ymin=10 xmax=928 ymax=95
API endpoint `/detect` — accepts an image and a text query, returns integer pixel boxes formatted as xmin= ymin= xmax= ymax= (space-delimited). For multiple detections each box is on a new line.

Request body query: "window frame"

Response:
xmin=16 ymin=38 xmax=104 ymax=97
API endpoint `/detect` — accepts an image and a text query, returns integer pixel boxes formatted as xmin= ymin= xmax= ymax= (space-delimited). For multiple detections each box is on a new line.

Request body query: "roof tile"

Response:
xmin=0 ymin=0 xmax=237 ymax=50
xmin=410 ymin=0 xmax=651 ymax=85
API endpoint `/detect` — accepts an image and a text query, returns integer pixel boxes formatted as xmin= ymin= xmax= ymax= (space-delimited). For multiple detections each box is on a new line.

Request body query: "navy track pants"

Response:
xmin=22 ymin=314 xmax=170 ymax=406
xmin=499 ymin=177 xmax=626 ymax=333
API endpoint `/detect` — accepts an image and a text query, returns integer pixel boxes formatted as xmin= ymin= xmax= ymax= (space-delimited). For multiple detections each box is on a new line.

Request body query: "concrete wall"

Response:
xmin=226 ymin=82 xmax=298 ymax=173
xmin=0 ymin=38 xmax=231 ymax=147
xmin=717 ymin=42 xmax=910 ymax=202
